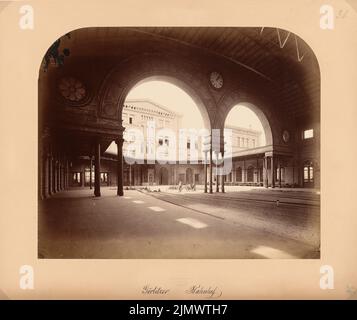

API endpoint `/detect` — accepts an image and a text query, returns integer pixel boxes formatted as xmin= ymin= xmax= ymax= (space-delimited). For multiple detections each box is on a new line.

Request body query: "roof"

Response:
xmin=124 ymin=99 xmax=183 ymax=118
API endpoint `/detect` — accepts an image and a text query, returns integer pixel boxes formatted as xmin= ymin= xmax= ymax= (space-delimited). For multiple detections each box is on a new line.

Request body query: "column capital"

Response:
xmin=115 ymin=137 xmax=124 ymax=146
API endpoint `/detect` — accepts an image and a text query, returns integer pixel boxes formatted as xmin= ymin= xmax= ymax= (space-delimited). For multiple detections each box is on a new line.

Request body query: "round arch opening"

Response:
xmin=125 ymin=76 xmax=211 ymax=130
xmin=224 ymin=103 xmax=273 ymax=150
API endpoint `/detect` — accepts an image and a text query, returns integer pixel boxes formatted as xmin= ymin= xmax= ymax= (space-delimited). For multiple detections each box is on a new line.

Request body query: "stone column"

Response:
xmin=81 ymin=167 xmax=85 ymax=187
xmin=242 ymin=160 xmax=246 ymax=183
xmin=221 ymin=151 xmax=225 ymax=193
xmin=89 ymin=156 xmax=93 ymax=190
xmin=42 ymin=153 xmax=49 ymax=198
xmin=215 ymin=153 xmax=219 ymax=192
xmin=49 ymin=155 xmax=53 ymax=195
xmin=94 ymin=140 xmax=101 ymax=197
xmin=58 ymin=160 xmax=61 ymax=191
xmin=204 ymin=151 xmax=207 ymax=193
xmin=47 ymin=153 xmax=53 ymax=196
xmin=65 ymin=159 xmax=69 ymax=189
xmin=54 ymin=159 xmax=58 ymax=193
xmin=129 ymin=165 xmax=132 ymax=187
xmin=59 ymin=161 xmax=63 ymax=191
xmin=264 ymin=156 xmax=268 ymax=188
xmin=209 ymin=147 xmax=213 ymax=194
xmin=115 ymin=138 xmax=124 ymax=196
xmin=278 ymin=158 xmax=282 ymax=188
xmin=270 ymin=156 xmax=275 ymax=188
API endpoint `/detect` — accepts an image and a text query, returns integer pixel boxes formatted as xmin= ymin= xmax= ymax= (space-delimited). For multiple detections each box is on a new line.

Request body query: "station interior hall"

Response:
xmin=38 ymin=27 xmax=320 ymax=259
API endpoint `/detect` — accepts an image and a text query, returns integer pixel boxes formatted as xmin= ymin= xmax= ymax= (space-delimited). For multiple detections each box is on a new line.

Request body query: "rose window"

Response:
xmin=58 ymin=77 xmax=86 ymax=102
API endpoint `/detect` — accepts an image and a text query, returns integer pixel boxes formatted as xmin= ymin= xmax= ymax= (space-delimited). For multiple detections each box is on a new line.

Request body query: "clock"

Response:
xmin=209 ymin=71 xmax=223 ymax=89
xmin=282 ymin=130 xmax=290 ymax=143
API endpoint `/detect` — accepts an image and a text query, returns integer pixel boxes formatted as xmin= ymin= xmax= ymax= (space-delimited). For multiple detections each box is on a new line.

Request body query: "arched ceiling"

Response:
xmin=51 ymin=27 xmax=320 ymax=122
xmin=41 ymin=27 xmax=320 ymax=157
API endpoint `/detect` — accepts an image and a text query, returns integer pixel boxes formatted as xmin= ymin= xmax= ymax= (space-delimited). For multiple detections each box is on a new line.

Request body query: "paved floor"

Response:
xmin=38 ymin=187 xmax=320 ymax=259
xmin=148 ymin=186 xmax=320 ymax=246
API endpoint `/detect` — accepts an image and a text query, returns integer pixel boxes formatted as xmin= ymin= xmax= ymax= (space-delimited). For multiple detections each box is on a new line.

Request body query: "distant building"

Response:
xmin=102 ymin=99 xmax=263 ymax=186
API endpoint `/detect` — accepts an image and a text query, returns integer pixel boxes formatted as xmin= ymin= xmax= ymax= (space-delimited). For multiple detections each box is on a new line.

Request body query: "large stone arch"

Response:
xmin=98 ymin=53 xmax=217 ymax=129
xmin=217 ymin=90 xmax=279 ymax=146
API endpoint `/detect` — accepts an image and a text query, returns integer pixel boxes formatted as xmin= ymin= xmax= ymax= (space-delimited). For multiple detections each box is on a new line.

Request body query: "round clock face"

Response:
xmin=58 ymin=77 xmax=86 ymax=102
xmin=282 ymin=130 xmax=290 ymax=143
xmin=210 ymin=71 xmax=223 ymax=89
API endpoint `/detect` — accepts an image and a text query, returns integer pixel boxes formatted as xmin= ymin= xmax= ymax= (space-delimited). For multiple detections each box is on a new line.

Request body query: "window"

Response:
xmin=303 ymin=162 xmax=314 ymax=183
xmin=158 ymin=138 xmax=163 ymax=146
xmin=252 ymin=139 xmax=255 ymax=148
xmin=100 ymin=172 xmax=108 ymax=183
xmin=237 ymin=137 xmax=241 ymax=147
xmin=303 ymin=129 xmax=314 ymax=139
xmin=129 ymin=116 xmax=133 ymax=124
xmin=72 ymin=172 xmax=81 ymax=183
xmin=84 ymin=169 xmax=94 ymax=183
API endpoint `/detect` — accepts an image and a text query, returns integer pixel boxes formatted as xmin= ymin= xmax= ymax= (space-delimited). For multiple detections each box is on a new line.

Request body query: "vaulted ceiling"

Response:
xmin=128 ymin=27 xmax=320 ymax=122
xmin=56 ymin=27 xmax=319 ymax=123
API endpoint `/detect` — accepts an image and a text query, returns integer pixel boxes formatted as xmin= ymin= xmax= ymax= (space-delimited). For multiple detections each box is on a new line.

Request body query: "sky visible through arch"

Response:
xmin=106 ymin=80 xmax=266 ymax=153
xmin=126 ymin=80 xmax=204 ymax=128
xmin=127 ymin=80 xmax=265 ymax=140
xmin=225 ymin=105 xmax=266 ymax=145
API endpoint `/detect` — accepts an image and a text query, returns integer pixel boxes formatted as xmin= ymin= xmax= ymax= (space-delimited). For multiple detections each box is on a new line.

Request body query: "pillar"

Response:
xmin=215 ymin=153 xmax=219 ymax=192
xmin=54 ymin=159 xmax=58 ymax=193
xmin=89 ymin=156 xmax=93 ymax=190
xmin=115 ymin=138 xmax=124 ymax=196
xmin=242 ymin=159 xmax=246 ymax=183
xmin=129 ymin=165 xmax=132 ymax=187
xmin=59 ymin=161 xmax=63 ymax=191
xmin=264 ymin=156 xmax=268 ymax=188
xmin=209 ymin=147 xmax=213 ymax=193
xmin=48 ymin=153 xmax=53 ymax=196
xmin=221 ymin=152 xmax=225 ymax=193
xmin=204 ymin=151 xmax=208 ymax=193
xmin=278 ymin=158 xmax=282 ymax=188
xmin=43 ymin=153 xmax=49 ymax=198
xmin=270 ymin=156 xmax=275 ymax=188
xmin=94 ymin=140 xmax=101 ymax=197
xmin=58 ymin=161 xmax=61 ymax=191
xmin=65 ymin=159 xmax=69 ymax=189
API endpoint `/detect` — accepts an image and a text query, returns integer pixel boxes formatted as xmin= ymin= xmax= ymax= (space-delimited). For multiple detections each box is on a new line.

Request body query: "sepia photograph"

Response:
xmin=37 ymin=27 xmax=320 ymax=259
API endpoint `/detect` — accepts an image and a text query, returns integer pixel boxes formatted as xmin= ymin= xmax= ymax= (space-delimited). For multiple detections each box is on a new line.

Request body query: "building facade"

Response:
xmin=68 ymin=99 xmax=287 ymax=188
